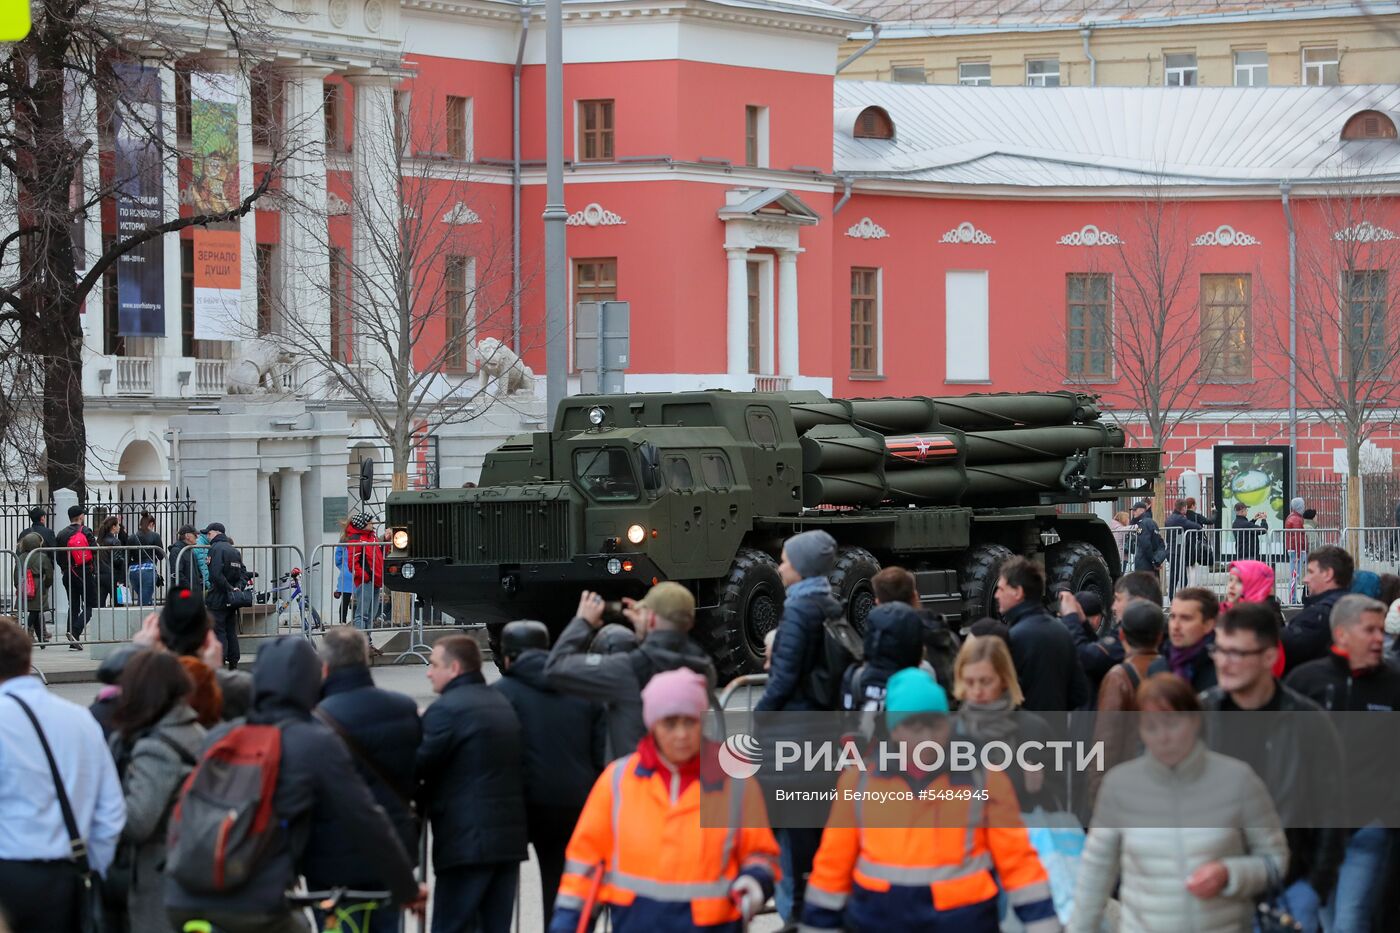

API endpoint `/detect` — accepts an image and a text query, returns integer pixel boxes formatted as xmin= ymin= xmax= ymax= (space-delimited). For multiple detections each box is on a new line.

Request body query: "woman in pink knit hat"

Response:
xmin=1223 ymin=560 xmax=1287 ymax=677
xmin=550 ymin=668 xmax=780 ymax=932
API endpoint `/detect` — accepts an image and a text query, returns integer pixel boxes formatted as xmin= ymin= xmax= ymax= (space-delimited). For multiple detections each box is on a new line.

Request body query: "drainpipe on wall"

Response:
xmin=836 ymin=24 xmax=882 ymax=74
xmin=1281 ymin=181 xmax=1299 ymax=474
xmin=833 ymin=175 xmax=854 ymax=214
xmin=511 ymin=7 xmax=529 ymax=352
xmin=1080 ymin=27 xmax=1097 ymax=86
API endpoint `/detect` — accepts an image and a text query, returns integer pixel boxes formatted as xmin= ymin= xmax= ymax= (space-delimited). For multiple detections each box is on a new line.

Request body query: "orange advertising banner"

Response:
xmin=193 ymin=227 xmax=242 ymax=340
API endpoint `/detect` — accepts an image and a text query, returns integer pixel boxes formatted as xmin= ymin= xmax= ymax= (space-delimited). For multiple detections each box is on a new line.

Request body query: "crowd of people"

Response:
xmin=3 ymin=519 xmax=1400 ymax=933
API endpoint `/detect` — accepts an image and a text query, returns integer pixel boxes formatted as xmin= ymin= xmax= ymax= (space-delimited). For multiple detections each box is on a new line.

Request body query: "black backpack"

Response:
xmin=806 ymin=614 xmax=865 ymax=711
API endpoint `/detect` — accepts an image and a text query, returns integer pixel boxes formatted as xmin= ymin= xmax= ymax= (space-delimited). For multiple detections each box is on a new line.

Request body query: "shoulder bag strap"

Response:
xmin=313 ymin=707 xmax=414 ymax=809
xmin=9 ymin=694 xmax=91 ymax=872
xmin=151 ymin=730 xmax=199 ymax=768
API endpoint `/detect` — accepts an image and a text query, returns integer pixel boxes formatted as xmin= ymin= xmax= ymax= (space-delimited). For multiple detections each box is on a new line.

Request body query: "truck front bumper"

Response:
xmin=384 ymin=553 xmax=666 ymax=603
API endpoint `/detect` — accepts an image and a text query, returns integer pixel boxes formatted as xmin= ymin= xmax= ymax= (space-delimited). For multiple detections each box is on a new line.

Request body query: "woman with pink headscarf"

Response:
xmin=1223 ymin=560 xmax=1287 ymax=677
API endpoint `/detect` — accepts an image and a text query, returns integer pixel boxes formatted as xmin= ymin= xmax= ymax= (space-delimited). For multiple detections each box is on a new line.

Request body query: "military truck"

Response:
xmin=383 ymin=390 xmax=1161 ymax=680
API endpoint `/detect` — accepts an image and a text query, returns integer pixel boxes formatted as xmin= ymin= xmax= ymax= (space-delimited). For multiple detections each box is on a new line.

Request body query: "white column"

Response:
xmin=157 ymin=60 xmax=182 ymax=365
xmin=777 ymin=248 xmax=802 ymax=378
xmin=74 ymin=79 xmax=102 ymax=345
xmin=276 ymin=467 xmax=306 ymax=567
xmin=279 ymin=63 xmax=333 ymax=357
xmin=726 ymin=247 xmax=749 ymax=378
xmin=345 ymin=71 xmax=398 ymax=384
xmin=256 ymin=470 xmax=274 ymax=546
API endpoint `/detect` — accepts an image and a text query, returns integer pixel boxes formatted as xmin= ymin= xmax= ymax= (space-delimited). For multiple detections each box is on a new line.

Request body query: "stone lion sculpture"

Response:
xmin=226 ymin=337 xmax=292 ymax=394
xmin=468 ymin=337 xmax=535 ymax=396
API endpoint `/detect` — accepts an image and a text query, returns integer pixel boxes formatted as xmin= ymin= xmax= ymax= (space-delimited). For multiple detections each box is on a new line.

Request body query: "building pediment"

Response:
xmin=718 ymin=187 xmax=821 ymax=225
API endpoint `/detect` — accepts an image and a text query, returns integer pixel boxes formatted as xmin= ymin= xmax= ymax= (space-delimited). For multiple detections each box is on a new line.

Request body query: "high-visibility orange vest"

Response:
xmin=804 ymin=766 xmax=1058 ymax=932
xmin=551 ymin=748 xmax=780 ymax=932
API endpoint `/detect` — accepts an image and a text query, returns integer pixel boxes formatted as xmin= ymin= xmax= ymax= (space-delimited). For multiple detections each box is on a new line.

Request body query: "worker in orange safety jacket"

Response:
xmin=802 ymin=668 xmax=1060 ymax=933
xmin=549 ymin=667 xmax=780 ymax=933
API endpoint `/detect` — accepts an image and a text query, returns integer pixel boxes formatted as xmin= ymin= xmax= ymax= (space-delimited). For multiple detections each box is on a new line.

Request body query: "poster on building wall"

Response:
xmin=1214 ymin=445 xmax=1291 ymax=552
xmin=193 ymin=229 xmax=242 ymax=340
xmin=112 ymin=62 xmax=165 ymax=337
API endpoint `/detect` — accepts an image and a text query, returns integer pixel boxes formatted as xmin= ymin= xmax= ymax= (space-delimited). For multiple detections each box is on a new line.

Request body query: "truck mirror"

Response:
xmin=359 ymin=457 xmax=374 ymax=502
xmin=639 ymin=442 xmax=662 ymax=492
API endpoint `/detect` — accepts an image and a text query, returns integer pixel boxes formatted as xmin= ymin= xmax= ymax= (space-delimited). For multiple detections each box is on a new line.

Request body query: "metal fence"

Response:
xmin=308 ymin=540 xmax=433 ymax=664
xmin=1159 ymin=527 xmax=1345 ymax=608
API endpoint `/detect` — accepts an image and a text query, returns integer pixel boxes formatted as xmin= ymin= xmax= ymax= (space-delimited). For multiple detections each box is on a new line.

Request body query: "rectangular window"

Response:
xmin=747 ymin=261 xmax=762 ymax=374
xmin=1164 ymin=52 xmax=1198 ymax=86
xmin=256 ymin=243 xmax=276 ymax=337
xmin=444 ymin=255 xmax=473 ymax=372
xmin=1302 ymin=46 xmax=1339 ymax=86
xmin=945 ymin=271 xmax=989 ymax=381
xmin=1067 ymin=273 xmax=1112 ymax=380
xmin=578 ymin=99 xmax=614 ymax=162
xmin=959 ymin=61 xmax=992 ymax=86
xmin=1234 ymin=50 xmax=1269 ymax=86
xmin=251 ymin=70 xmax=279 ymax=148
xmin=890 ymin=61 xmax=927 ymax=84
xmin=1200 ymin=274 xmax=1252 ymax=381
xmin=1344 ymin=270 xmax=1387 ymax=376
xmin=1026 ymin=58 xmax=1060 ymax=87
xmin=744 ymin=105 xmax=769 ymax=168
xmin=328 ymin=246 xmax=350 ymax=362
xmin=446 ymin=95 xmax=469 ymax=160
xmin=851 ymin=267 xmax=880 ymax=375
xmin=573 ymin=258 xmax=617 ymax=369
xmin=324 ymin=83 xmax=343 ymax=151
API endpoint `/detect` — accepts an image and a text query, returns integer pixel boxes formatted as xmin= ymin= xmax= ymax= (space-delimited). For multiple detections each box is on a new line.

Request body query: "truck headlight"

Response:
xmin=588 ymin=406 xmax=606 ymax=426
xmin=626 ymin=524 xmax=646 ymax=545
xmin=392 ymin=529 xmax=410 ymax=550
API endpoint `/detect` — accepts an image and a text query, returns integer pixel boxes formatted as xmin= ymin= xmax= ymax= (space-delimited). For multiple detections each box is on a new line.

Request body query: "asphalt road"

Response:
xmin=51 ymin=664 xmax=783 ymax=933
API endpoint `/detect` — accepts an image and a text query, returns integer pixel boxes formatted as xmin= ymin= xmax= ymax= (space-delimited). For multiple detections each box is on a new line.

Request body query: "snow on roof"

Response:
xmin=833 ymin=82 xmax=1400 ymax=188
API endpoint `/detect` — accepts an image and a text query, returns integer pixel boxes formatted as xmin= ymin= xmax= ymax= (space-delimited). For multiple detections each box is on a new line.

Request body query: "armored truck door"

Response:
xmin=700 ymin=450 xmax=743 ymax=562
xmin=663 ymin=453 xmax=705 ymax=566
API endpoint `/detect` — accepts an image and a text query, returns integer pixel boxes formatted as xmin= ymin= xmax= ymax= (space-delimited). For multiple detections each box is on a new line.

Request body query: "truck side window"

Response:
xmin=702 ymin=454 xmax=733 ymax=489
xmin=665 ymin=456 xmax=694 ymax=491
xmin=746 ymin=409 xmax=779 ymax=448
xmin=573 ymin=447 xmax=640 ymax=501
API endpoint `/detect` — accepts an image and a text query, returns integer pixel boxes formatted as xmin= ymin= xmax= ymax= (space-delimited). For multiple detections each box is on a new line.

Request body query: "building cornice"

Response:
xmin=401 ymin=0 xmax=863 ymax=36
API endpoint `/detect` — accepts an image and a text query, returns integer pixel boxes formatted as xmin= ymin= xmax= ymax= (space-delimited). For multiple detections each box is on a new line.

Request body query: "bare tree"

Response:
xmin=1265 ymin=183 xmax=1400 ymax=528
xmin=266 ymin=97 xmax=535 ymax=486
xmin=1036 ymin=186 xmax=1262 ymax=463
xmin=0 ymin=0 xmax=293 ymax=496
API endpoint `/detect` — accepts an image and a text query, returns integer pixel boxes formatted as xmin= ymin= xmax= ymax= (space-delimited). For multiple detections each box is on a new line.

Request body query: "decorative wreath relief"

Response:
xmin=1193 ymin=225 xmax=1260 ymax=247
xmin=1334 ymin=221 xmax=1398 ymax=243
xmin=1057 ymin=224 xmax=1121 ymax=246
xmin=565 ymin=203 xmax=626 ymax=227
xmin=939 ymin=221 xmax=994 ymax=245
xmin=845 ymin=217 xmax=889 ymax=239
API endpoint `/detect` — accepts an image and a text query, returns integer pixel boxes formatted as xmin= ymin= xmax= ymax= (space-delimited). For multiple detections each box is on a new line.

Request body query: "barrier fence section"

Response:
xmin=1165 ymin=527 xmax=1344 ymax=608
xmin=308 ymin=541 xmax=432 ymax=664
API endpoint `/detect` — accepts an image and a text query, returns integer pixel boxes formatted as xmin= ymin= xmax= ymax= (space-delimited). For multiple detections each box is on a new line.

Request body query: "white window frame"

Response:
xmin=945 ymin=270 xmax=989 ymax=382
xmin=958 ymin=61 xmax=992 ymax=86
xmin=446 ymin=95 xmax=474 ymax=161
xmin=889 ymin=61 xmax=927 ymax=84
xmin=1025 ymin=58 xmax=1060 ymax=87
xmin=745 ymin=104 xmax=769 ymax=169
xmin=1164 ymin=52 xmax=1198 ymax=87
xmin=444 ymin=255 xmax=478 ymax=374
xmin=1233 ymin=50 xmax=1269 ymax=87
xmin=747 ymin=254 xmax=776 ymax=375
xmin=1302 ymin=46 xmax=1340 ymax=86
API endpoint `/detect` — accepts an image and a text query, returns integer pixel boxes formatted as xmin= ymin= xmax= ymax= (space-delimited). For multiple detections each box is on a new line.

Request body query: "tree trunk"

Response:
xmin=1346 ymin=437 xmax=1363 ymax=532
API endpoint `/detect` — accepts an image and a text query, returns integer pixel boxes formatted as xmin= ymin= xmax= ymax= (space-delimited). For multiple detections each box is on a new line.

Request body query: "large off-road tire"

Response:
xmin=828 ymin=546 xmax=881 ymax=635
xmin=698 ymin=548 xmax=785 ymax=683
xmin=959 ymin=543 xmax=1016 ymax=625
xmin=1046 ymin=540 xmax=1114 ymax=609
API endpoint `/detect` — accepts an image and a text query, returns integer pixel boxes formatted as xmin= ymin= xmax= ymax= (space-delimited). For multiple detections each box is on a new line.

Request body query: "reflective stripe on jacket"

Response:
xmin=549 ymin=748 xmax=779 ymax=932
xmin=802 ymin=766 xmax=1059 ymax=933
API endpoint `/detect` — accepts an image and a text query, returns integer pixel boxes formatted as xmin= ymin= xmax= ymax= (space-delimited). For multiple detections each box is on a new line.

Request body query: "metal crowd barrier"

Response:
xmin=1162 ymin=527 xmax=1345 ymax=607
xmin=1342 ymin=527 xmax=1400 ymax=577
xmin=308 ymin=541 xmax=432 ymax=664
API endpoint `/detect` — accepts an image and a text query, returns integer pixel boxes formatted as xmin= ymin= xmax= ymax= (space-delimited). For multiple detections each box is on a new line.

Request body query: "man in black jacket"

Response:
xmin=493 ymin=620 xmax=605 ymax=920
xmin=204 ymin=522 xmax=244 ymax=669
xmin=1286 ymin=594 xmax=1400 ymax=931
xmin=1057 ymin=589 xmax=1123 ymax=707
xmin=1231 ymin=502 xmax=1270 ymax=562
xmin=419 ymin=635 xmax=527 ymax=933
xmin=840 ymin=601 xmax=924 ymax=712
xmin=1130 ymin=500 xmax=1166 ymax=574
xmin=997 ymin=556 xmax=1089 ymax=711
xmin=1202 ymin=602 xmax=1344 ymax=932
xmin=54 ymin=504 xmax=98 ymax=649
xmin=545 ymin=581 xmax=715 ymax=758
xmin=168 ymin=524 xmax=201 ymax=590
xmin=26 ymin=506 xmax=56 ymax=548
xmin=1164 ymin=498 xmax=1204 ymax=593
xmin=315 ymin=625 xmax=422 ymax=933
xmin=166 ymin=636 xmax=423 ymax=933
xmin=1148 ymin=586 xmax=1219 ymax=692
xmin=1282 ymin=545 xmax=1352 ymax=674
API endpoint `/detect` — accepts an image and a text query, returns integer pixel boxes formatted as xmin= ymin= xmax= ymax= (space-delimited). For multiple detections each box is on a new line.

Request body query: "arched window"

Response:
xmin=853 ymin=106 xmax=894 ymax=140
xmin=1341 ymin=110 xmax=1398 ymax=141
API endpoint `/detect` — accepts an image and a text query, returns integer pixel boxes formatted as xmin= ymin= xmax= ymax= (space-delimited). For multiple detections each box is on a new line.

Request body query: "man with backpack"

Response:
xmin=545 ymin=581 xmax=715 ymax=758
xmin=756 ymin=529 xmax=844 ymax=713
xmin=1089 ymin=599 xmax=1165 ymax=804
xmin=55 ymin=504 xmax=99 ymax=650
xmin=870 ymin=566 xmax=960 ymax=694
xmin=165 ymin=635 xmax=423 ymax=933
xmin=204 ymin=523 xmax=246 ymax=671
xmin=840 ymin=601 xmax=924 ymax=713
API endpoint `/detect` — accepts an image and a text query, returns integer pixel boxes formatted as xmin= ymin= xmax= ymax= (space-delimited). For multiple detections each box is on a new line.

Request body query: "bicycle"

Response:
xmin=266 ymin=563 xmax=324 ymax=636
xmin=180 ymin=887 xmax=392 ymax=933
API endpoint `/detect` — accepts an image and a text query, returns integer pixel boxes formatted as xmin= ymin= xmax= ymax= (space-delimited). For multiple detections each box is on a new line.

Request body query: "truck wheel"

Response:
xmin=701 ymin=548 xmax=784 ymax=682
xmin=828 ymin=546 xmax=881 ymax=634
xmin=960 ymin=543 xmax=1016 ymax=624
xmin=1047 ymin=540 xmax=1114 ymax=608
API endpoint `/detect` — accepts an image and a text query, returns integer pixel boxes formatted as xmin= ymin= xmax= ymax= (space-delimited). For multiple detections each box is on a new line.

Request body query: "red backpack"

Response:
xmin=68 ymin=527 xmax=93 ymax=567
xmin=166 ymin=724 xmax=284 ymax=894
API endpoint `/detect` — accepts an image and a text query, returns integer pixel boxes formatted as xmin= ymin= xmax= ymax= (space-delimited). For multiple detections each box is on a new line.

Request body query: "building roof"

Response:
xmin=837 ymin=0 xmax=1397 ymax=33
xmin=833 ymin=82 xmax=1400 ymax=188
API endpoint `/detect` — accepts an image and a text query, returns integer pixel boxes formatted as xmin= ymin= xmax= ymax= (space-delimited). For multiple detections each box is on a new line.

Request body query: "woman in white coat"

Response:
xmin=1069 ymin=673 xmax=1288 ymax=933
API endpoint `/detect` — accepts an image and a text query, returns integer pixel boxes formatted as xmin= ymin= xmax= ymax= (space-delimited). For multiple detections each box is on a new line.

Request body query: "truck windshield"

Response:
xmin=574 ymin=447 xmax=640 ymax=501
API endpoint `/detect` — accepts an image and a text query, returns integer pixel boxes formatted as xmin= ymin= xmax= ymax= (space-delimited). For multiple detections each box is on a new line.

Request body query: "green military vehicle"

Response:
xmin=383 ymin=390 xmax=1161 ymax=679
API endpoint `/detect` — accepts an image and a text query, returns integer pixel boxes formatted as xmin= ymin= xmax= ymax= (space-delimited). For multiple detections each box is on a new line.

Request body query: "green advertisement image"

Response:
xmin=189 ymin=72 xmax=238 ymax=215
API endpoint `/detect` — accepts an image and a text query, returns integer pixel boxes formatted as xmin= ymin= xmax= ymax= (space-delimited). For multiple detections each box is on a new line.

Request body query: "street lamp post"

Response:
xmin=543 ymin=0 xmax=568 ymax=425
